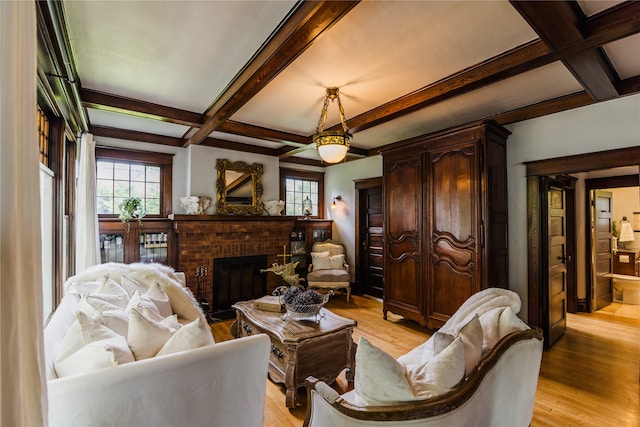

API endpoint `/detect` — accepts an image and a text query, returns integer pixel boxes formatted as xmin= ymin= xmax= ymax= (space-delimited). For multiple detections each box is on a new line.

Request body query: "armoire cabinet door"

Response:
xmin=426 ymin=142 xmax=480 ymax=328
xmin=383 ymin=154 xmax=425 ymax=325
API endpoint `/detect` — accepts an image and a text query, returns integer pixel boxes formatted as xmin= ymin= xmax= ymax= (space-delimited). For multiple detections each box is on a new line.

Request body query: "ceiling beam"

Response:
xmin=183 ymin=1 xmax=360 ymax=147
xmin=219 ymin=120 xmax=310 ymax=147
xmin=90 ymin=125 xmax=183 ymax=147
xmin=81 ymin=89 xmax=203 ymax=127
xmin=510 ymin=0 xmax=618 ymax=101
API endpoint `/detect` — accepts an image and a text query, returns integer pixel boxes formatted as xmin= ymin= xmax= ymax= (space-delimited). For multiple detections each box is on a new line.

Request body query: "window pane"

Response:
xmin=302 ymin=181 xmax=310 ymax=193
xmin=113 ymin=163 xmax=130 ymax=181
xmin=286 ymin=178 xmax=294 ymax=191
xmin=97 ymin=161 xmax=113 ymax=180
xmin=114 ymin=181 xmax=130 ymax=198
xmin=97 ymin=197 xmax=113 ymax=214
xmin=97 ymin=179 xmax=113 ymax=197
xmin=146 ymin=182 xmax=160 ymax=198
xmin=311 ymin=195 xmax=318 ymax=215
xmin=130 ymin=181 xmax=145 ymax=198
xmin=145 ymin=198 xmax=160 ymax=215
xmin=130 ymin=164 xmax=145 ymax=182
xmin=311 ymin=181 xmax=318 ymax=193
xmin=294 ymin=179 xmax=303 ymax=192
xmin=146 ymin=166 xmax=160 ymax=182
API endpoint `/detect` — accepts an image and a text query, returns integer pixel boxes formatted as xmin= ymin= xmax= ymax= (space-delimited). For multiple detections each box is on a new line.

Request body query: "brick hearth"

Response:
xmin=172 ymin=216 xmax=296 ymax=309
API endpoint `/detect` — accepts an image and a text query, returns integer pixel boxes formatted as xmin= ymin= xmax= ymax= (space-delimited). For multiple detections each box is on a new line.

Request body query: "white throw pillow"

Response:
xmin=127 ymin=307 xmax=177 ymax=360
xmin=55 ymin=335 xmax=134 ymax=378
xmin=329 ymin=253 xmax=345 ymax=269
xmin=311 ymin=251 xmax=331 ymax=270
xmin=90 ymin=275 xmax=130 ymax=308
xmin=407 ymin=337 xmax=466 ymax=399
xmin=354 ymin=337 xmax=419 ymax=406
xmin=157 ymin=317 xmax=215 ymax=356
xmin=457 ymin=314 xmax=483 ymax=375
xmin=79 ymin=294 xmax=121 ymax=317
xmin=127 ymin=290 xmax=162 ymax=317
xmin=54 ymin=311 xmax=133 ymax=377
xmin=94 ymin=309 xmax=130 ymax=339
xmin=120 ymin=274 xmax=148 ymax=296
xmin=146 ymin=281 xmax=173 ymax=317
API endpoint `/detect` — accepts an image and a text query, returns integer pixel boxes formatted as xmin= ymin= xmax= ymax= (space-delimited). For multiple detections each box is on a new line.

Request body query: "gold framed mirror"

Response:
xmin=216 ymin=159 xmax=263 ymax=215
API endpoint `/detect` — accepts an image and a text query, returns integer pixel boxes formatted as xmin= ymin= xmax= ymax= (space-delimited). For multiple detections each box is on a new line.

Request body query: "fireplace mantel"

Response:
xmin=169 ymin=214 xmax=299 ymax=222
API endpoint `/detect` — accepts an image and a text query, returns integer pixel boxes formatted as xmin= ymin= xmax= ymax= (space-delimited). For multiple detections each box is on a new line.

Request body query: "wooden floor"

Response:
xmin=211 ymin=295 xmax=640 ymax=427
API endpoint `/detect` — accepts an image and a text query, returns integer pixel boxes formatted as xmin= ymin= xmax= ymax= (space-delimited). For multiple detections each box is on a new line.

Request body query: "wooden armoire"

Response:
xmin=380 ymin=120 xmax=509 ymax=329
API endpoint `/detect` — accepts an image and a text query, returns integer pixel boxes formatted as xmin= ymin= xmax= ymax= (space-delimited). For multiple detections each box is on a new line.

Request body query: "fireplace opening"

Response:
xmin=212 ymin=255 xmax=267 ymax=319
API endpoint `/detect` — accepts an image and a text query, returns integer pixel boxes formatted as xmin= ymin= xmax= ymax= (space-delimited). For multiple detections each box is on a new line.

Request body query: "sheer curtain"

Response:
xmin=0 ymin=2 xmax=47 ymax=426
xmin=75 ymin=133 xmax=101 ymax=272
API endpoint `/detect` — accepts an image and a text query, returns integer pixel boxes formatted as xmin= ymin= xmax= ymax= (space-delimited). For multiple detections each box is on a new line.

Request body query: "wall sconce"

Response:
xmin=331 ymin=195 xmax=343 ymax=209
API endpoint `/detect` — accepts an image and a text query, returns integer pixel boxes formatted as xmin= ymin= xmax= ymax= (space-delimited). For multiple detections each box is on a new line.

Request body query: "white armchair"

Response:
xmin=307 ymin=240 xmax=351 ymax=302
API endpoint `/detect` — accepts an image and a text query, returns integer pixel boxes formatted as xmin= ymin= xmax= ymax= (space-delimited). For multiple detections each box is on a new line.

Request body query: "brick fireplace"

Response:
xmin=172 ymin=216 xmax=296 ymax=312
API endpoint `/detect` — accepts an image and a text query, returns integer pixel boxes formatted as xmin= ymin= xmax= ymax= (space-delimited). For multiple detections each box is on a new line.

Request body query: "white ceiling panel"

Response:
xmin=64 ymin=0 xmax=296 ymax=112
xmin=603 ymin=34 xmax=640 ymax=80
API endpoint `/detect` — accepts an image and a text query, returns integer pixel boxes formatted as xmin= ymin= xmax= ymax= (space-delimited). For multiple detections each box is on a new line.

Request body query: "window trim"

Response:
xmin=96 ymin=147 xmax=173 ymax=218
xmin=279 ymin=168 xmax=325 ymax=218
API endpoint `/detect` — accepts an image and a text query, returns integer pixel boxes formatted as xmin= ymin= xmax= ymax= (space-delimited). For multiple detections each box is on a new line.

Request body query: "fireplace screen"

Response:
xmin=212 ymin=255 xmax=267 ymax=318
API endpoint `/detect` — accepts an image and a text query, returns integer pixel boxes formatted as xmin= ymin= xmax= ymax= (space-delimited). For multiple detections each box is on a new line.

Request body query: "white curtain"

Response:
xmin=0 ymin=2 xmax=47 ymax=426
xmin=75 ymin=133 xmax=101 ymax=272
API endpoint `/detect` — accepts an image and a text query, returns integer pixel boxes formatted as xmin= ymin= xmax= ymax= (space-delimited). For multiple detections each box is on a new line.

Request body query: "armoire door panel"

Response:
xmin=430 ymin=148 xmax=476 ymax=242
xmin=386 ymin=158 xmax=420 ymax=238
xmin=431 ymin=262 xmax=475 ymax=319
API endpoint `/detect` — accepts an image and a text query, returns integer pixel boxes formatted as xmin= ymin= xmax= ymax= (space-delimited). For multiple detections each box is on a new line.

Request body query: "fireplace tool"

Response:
xmin=195 ymin=265 xmax=209 ymax=313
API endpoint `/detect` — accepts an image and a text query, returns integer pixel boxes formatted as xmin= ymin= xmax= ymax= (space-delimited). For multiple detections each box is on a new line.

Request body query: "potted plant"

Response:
xmin=119 ymin=197 xmax=145 ymax=232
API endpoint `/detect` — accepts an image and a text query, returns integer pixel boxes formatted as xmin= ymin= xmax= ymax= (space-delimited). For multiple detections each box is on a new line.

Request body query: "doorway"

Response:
xmin=526 ymin=146 xmax=640 ymax=347
xmin=355 ymin=177 xmax=383 ymax=298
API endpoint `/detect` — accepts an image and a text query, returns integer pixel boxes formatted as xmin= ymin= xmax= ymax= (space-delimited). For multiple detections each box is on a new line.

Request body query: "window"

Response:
xmin=280 ymin=168 xmax=324 ymax=217
xmin=37 ymin=107 xmax=50 ymax=167
xmin=96 ymin=148 xmax=172 ymax=218
xmin=97 ymin=161 xmax=161 ymax=215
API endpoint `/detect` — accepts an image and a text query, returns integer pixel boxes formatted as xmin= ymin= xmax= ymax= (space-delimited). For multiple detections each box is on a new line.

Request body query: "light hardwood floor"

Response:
xmin=211 ymin=295 xmax=640 ymax=427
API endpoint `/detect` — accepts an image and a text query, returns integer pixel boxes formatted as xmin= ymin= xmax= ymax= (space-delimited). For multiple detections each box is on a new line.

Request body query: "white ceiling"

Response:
xmin=47 ymin=0 xmax=639 ymax=165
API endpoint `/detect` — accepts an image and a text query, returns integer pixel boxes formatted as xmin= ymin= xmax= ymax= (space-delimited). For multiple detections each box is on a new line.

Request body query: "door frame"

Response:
xmin=525 ymin=146 xmax=640 ymax=331
xmin=354 ymin=177 xmax=383 ymax=296
xmin=584 ymin=174 xmax=640 ymax=311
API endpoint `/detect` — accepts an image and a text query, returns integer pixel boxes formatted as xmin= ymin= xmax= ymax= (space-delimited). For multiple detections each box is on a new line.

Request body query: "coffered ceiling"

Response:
xmin=37 ymin=1 xmax=640 ymax=166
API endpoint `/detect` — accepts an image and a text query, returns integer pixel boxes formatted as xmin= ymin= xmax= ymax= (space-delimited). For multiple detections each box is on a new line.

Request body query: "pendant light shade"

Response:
xmin=313 ymin=87 xmax=351 ymax=164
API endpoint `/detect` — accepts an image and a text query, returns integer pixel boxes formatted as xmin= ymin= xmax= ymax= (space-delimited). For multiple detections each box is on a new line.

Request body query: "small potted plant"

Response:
xmin=119 ymin=197 xmax=145 ymax=232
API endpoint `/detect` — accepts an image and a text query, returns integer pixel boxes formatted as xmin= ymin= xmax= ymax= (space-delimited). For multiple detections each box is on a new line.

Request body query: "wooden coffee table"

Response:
xmin=232 ymin=301 xmax=357 ymax=409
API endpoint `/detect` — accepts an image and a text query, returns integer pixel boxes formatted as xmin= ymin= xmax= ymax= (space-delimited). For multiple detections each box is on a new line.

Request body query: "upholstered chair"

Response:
xmin=307 ymin=240 xmax=351 ymax=302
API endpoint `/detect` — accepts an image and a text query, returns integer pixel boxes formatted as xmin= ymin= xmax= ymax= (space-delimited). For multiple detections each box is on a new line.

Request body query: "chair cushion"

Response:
xmin=307 ymin=269 xmax=350 ymax=282
xmin=311 ymin=251 xmax=331 ymax=270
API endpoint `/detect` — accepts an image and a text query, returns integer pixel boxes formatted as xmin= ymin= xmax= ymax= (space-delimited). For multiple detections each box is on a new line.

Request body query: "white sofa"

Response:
xmin=304 ymin=288 xmax=544 ymax=427
xmin=45 ymin=263 xmax=270 ymax=427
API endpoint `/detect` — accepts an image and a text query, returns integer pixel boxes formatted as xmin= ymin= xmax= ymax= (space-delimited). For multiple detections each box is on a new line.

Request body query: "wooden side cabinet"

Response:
xmin=613 ymin=250 xmax=640 ymax=276
xmin=98 ymin=219 xmax=176 ymax=268
xmin=291 ymin=219 xmax=332 ymax=278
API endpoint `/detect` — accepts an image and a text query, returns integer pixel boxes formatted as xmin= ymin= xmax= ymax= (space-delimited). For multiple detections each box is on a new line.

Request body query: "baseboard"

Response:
xmin=577 ymin=298 xmax=588 ymax=312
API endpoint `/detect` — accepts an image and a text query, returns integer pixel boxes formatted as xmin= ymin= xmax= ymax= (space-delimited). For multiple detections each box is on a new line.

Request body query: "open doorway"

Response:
xmin=585 ymin=173 xmax=640 ymax=318
xmin=526 ymin=147 xmax=640 ymax=347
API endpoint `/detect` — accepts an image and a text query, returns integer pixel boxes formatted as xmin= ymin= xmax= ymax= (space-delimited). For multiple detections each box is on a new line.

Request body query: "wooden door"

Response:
xmin=426 ymin=142 xmax=480 ymax=329
xmin=545 ymin=181 xmax=568 ymax=347
xmin=357 ymin=183 xmax=384 ymax=298
xmin=593 ymin=190 xmax=613 ymax=311
xmin=383 ymin=153 xmax=424 ymax=325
